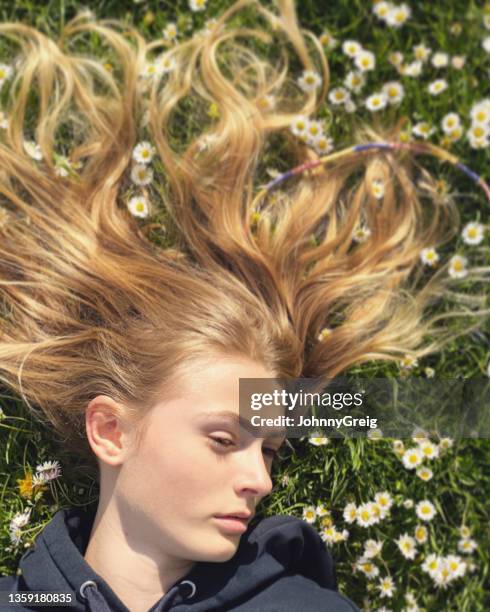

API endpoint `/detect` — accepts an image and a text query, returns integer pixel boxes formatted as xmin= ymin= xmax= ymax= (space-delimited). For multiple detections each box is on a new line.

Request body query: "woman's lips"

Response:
xmin=212 ymin=516 xmax=249 ymax=533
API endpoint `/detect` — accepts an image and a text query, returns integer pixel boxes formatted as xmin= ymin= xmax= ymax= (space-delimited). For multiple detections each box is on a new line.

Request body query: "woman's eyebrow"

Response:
xmin=196 ymin=410 xmax=287 ymax=443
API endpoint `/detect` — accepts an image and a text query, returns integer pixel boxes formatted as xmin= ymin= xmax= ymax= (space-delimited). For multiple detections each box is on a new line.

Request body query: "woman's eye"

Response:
xmin=210 ymin=437 xmax=278 ymax=458
xmin=210 ymin=436 xmax=234 ymax=449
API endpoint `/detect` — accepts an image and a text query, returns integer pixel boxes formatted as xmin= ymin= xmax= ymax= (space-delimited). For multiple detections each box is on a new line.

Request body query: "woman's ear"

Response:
xmin=85 ymin=395 xmax=132 ymax=467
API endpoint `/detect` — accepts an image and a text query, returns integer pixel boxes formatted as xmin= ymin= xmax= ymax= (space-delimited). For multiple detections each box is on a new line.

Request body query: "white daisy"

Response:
xmin=414 ymin=524 xmax=428 ymax=544
xmin=412 ymin=121 xmax=435 ymax=140
xmin=382 ymin=81 xmax=404 ymax=105
xmin=372 ymin=1 xmax=392 ymax=20
xmin=401 ymin=60 xmax=423 ymax=77
xmin=342 ymin=40 xmax=363 ymax=58
xmin=313 ymin=135 xmax=334 ymax=155
xmin=128 ymin=195 xmax=151 ymax=218
xmin=343 ymin=502 xmax=358 ymax=524
xmin=130 ymin=164 xmax=154 ymax=186
xmin=308 ymin=435 xmax=329 ymax=446
xmin=467 ymin=123 xmax=490 ymax=140
xmin=297 ymin=70 xmax=322 ymax=93
xmin=386 ymin=3 xmax=411 ymax=28
xmin=461 ymin=221 xmax=485 ymax=245
xmin=447 ymin=125 xmax=463 ymax=142
xmin=23 ymin=140 xmax=43 ymax=161
xmin=371 ymin=178 xmax=385 ymax=199
xmin=319 ymin=31 xmax=338 ymax=50
xmin=416 ymin=466 xmax=433 ymax=481
xmin=328 ymin=87 xmax=351 ymax=106
xmin=377 ymin=575 xmax=395 ymax=598
xmin=457 ymin=538 xmax=477 ymax=554
xmin=367 ymin=428 xmax=383 ymax=440
xmin=420 ymin=247 xmax=439 ymax=267
xmin=412 ymin=428 xmax=429 ymax=443
xmin=363 ymin=539 xmax=383 ymax=558
xmin=451 ymin=55 xmax=466 ymax=69
xmin=0 ymin=63 xmax=13 ymax=85
xmin=318 ymin=327 xmax=333 ymax=341
xmin=419 ymin=441 xmax=439 ymax=460
xmin=162 ymin=22 xmax=178 ymax=41
xmin=428 ymin=79 xmax=448 ymax=96
xmin=156 ymin=53 xmax=176 ymax=74
xmin=396 ymin=533 xmax=417 ymax=560
xmin=319 ymin=525 xmax=337 ymax=544
xmin=256 ymin=95 xmax=276 ymax=111
xmin=9 ymin=509 xmax=31 ymax=531
xmin=9 ymin=527 xmax=23 ymax=546
xmin=413 ymin=44 xmax=431 ymax=62
xmin=344 ymin=71 xmax=365 ymax=93
xmin=302 ymin=505 xmax=317 ymax=523
xmin=446 ymin=554 xmax=467 ymax=579
xmin=290 ymin=115 xmax=309 ymax=137
xmin=315 ymin=503 xmax=329 ymax=517
xmin=400 ymin=354 xmax=418 ymax=369
xmin=438 ymin=437 xmax=454 ymax=451
xmin=365 ymin=93 xmax=388 ymax=112
xmin=132 ymin=141 xmax=156 ymax=165
xmin=305 ymin=119 xmax=324 ymax=141
xmin=388 ymin=51 xmax=404 ymax=67
xmin=483 ymin=36 xmax=490 ymax=53
xmin=431 ymin=52 xmax=449 ymax=68
xmin=356 ymin=502 xmax=375 ymax=528
xmin=393 ymin=440 xmax=405 ymax=455
xmin=141 ymin=62 xmax=158 ymax=79
xmin=403 ymin=499 xmax=414 ymax=509
xmin=357 ymin=558 xmax=380 ymax=578
xmin=415 ymin=500 xmax=437 ymax=522
xmin=35 ymin=460 xmax=62 ymax=482
xmin=355 ymin=50 xmax=376 ymax=72
xmin=422 ymin=553 xmax=442 ymax=576
xmin=470 ymin=102 xmax=490 ymax=125
xmin=402 ymin=447 xmax=423 ymax=469
xmin=189 ymin=0 xmax=207 ymax=11
xmin=352 ymin=224 xmax=371 ymax=243
xmin=468 ymin=133 xmax=489 ymax=150
xmin=441 ymin=113 xmax=461 ymax=134
xmin=448 ymin=254 xmax=468 ymax=279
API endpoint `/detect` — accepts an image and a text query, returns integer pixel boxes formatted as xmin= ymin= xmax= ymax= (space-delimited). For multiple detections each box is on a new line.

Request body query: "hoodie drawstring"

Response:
xmin=79 ymin=581 xmax=113 ymax=612
xmin=79 ymin=578 xmax=198 ymax=612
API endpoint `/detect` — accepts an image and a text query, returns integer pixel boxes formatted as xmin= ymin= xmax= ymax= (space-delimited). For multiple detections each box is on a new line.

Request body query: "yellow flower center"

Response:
xmin=136 ymin=202 xmax=145 ymax=212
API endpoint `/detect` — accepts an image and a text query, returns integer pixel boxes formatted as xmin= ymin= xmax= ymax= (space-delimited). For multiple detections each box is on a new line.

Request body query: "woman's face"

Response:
xmin=114 ymin=355 xmax=285 ymax=564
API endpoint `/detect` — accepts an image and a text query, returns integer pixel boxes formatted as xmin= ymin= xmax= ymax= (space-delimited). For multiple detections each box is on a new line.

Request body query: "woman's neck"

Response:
xmin=84 ymin=500 xmax=195 ymax=612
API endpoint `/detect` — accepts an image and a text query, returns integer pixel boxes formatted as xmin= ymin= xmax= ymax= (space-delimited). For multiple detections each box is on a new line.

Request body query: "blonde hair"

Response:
xmin=0 ymin=0 xmax=487 ymax=475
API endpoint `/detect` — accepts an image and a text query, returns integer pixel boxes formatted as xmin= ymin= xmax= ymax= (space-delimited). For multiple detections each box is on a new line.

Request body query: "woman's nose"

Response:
xmin=234 ymin=446 xmax=274 ymax=498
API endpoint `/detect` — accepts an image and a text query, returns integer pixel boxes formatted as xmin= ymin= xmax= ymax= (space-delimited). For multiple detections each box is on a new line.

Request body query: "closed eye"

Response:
xmin=210 ymin=437 xmax=279 ymax=458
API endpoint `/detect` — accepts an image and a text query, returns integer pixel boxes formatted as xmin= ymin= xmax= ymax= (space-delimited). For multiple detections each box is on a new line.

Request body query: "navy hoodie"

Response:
xmin=0 ymin=506 xmax=359 ymax=611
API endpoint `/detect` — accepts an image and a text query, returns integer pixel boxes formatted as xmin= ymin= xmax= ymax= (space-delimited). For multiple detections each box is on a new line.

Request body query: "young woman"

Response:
xmin=0 ymin=0 xmax=487 ymax=610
